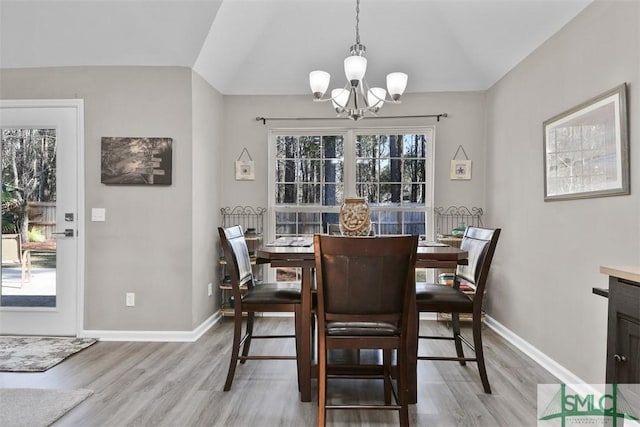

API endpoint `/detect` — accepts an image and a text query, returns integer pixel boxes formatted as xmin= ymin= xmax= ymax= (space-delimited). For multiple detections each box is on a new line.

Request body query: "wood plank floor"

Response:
xmin=0 ymin=319 xmax=558 ymax=426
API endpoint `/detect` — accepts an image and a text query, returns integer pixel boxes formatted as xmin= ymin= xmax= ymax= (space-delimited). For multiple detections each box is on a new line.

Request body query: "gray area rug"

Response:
xmin=0 ymin=336 xmax=97 ymax=372
xmin=0 ymin=388 xmax=93 ymax=427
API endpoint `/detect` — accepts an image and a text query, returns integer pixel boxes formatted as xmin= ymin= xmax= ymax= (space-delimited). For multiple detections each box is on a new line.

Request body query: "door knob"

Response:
xmin=52 ymin=229 xmax=74 ymax=237
xmin=614 ymin=354 xmax=627 ymax=363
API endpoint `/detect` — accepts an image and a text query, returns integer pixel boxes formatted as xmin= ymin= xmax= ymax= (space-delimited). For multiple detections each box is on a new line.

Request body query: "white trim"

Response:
xmin=484 ymin=315 xmax=591 ymax=388
xmin=74 ymin=99 xmax=86 ymax=336
xmin=82 ymin=311 xmax=222 ymax=342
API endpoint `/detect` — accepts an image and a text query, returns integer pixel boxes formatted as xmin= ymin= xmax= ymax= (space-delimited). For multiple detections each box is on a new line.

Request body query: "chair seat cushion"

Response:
xmin=326 ymin=321 xmax=399 ymax=336
xmin=243 ymin=282 xmax=301 ymax=304
xmin=416 ymin=283 xmax=473 ymax=313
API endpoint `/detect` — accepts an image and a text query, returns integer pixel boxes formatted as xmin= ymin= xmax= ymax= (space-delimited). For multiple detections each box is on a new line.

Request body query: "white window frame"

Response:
xmin=267 ymin=126 xmax=435 ymax=241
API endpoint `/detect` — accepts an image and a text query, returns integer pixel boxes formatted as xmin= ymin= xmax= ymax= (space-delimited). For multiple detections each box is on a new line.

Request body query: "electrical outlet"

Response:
xmin=207 ymin=283 xmax=213 ymax=296
xmin=126 ymin=292 xmax=135 ymax=307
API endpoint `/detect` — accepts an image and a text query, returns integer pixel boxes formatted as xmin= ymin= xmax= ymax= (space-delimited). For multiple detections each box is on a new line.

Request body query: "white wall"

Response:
xmin=485 ymin=0 xmax=640 ymax=383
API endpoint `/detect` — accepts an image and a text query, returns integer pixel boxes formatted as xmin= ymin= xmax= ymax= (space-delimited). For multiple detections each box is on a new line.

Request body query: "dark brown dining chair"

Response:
xmin=314 ymin=234 xmax=418 ymax=427
xmin=218 ymin=226 xmax=302 ymax=391
xmin=416 ymin=226 xmax=501 ymax=393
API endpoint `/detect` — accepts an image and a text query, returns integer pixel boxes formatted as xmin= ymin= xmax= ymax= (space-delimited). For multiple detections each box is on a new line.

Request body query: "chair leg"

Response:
xmin=383 ymin=349 xmax=392 ymax=405
xmin=317 ymin=335 xmax=327 ymax=427
xmin=452 ymin=312 xmax=466 ymax=366
xmin=294 ymin=306 xmax=302 ymax=392
xmin=240 ymin=312 xmax=255 ymax=364
xmin=224 ymin=310 xmax=244 ymax=391
xmin=398 ymin=345 xmax=409 ymax=427
xmin=473 ymin=315 xmax=491 ymax=393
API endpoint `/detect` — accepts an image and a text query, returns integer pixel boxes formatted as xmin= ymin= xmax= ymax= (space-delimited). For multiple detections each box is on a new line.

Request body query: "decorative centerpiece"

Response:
xmin=339 ymin=198 xmax=371 ymax=236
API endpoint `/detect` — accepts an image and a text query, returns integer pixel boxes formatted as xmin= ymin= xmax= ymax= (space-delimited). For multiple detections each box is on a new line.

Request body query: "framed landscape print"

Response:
xmin=543 ymin=83 xmax=629 ymax=201
xmin=101 ymin=137 xmax=173 ymax=185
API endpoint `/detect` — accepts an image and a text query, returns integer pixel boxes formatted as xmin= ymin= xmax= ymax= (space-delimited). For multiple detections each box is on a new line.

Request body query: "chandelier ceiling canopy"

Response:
xmin=309 ymin=0 xmax=408 ymax=120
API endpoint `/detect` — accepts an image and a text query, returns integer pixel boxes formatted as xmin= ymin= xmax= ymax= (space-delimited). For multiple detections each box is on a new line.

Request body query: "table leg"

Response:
xmin=300 ymin=267 xmax=312 ymax=402
xmin=407 ymin=290 xmax=418 ymax=404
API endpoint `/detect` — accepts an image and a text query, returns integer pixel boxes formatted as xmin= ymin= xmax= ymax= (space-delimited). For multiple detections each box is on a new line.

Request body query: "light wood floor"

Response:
xmin=0 ymin=318 xmax=557 ymax=426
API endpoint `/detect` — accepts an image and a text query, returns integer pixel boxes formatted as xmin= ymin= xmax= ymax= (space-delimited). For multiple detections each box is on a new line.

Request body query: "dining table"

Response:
xmin=256 ymin=240 xmax=468 ymax=404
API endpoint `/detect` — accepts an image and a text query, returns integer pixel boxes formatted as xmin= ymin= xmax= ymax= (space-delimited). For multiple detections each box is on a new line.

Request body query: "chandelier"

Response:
xmin=309 ymin=0 xmax=408 ymax=120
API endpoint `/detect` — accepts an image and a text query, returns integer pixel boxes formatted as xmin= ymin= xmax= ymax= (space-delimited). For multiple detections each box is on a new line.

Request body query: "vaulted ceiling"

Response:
xmin=0 ymin=0 xmax=593 ymax=95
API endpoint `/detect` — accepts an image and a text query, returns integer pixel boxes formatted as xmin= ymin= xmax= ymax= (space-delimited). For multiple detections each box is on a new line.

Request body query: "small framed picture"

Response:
xmin=450 ymin=160 xmax=472 ymax=180
xmin=235 ymin=160 xmax=255 ymax=180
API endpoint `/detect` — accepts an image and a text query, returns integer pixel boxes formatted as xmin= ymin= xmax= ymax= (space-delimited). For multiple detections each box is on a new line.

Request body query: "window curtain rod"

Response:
xmin=255 ymin=113 xmax=448 ymax=125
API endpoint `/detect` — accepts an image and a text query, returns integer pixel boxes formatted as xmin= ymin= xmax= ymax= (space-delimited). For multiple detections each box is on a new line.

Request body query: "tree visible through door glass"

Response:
xmin=1 ymin=128 xmax=57 ymax=308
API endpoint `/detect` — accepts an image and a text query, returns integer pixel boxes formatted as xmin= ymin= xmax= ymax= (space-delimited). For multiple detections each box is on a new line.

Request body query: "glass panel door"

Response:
xmin=1 ymin=128 xmax=58 ymax=308
xmin=0 ymin=100 xmax=82 ymax=336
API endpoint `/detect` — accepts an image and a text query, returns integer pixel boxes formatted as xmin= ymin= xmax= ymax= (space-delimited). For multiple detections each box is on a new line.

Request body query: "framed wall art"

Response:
xmin=543 ymin=83 xmax=629 ymax=201
xmin=235 ymin=147 xmax=255 ymax=181
xmin=450 ymin=145 xmax=472 ymax=180
xmin=101 ymin=137 xmax=173 ymax=185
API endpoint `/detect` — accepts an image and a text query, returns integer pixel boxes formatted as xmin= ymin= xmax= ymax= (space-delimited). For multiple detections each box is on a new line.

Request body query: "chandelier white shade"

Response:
xmin=309 ymin=0 xmax=408 ymax=120
xmin=387 ymin=72 xmax=408 ymax=101
xmin=309 ymin=70 xmax=330 ymax=98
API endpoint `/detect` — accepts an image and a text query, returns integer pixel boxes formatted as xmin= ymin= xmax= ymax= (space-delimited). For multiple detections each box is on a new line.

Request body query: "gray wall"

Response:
xmin=191 ymin=71 xmax=224 ymax=327
xmin=221 ymin=91 xmax=488 ymax=230
xmin=485 ymin=0 xmax=640 ymax=383
xmin=0 ymin=66 xmax=222 ymax=332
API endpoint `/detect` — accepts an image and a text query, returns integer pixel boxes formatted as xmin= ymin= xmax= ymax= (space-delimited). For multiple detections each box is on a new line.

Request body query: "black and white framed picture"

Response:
xmin=101 ymin=137 xmax=173 ymax=185
xmin=543 ymin=83 xmax=629 ymax=201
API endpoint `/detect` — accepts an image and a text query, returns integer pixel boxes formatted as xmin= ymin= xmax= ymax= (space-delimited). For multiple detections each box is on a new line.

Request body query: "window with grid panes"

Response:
xmin=270 ymin=127 xmax=434 ymax=238
xmin=268 ymin=128 xmax=434 ymax=280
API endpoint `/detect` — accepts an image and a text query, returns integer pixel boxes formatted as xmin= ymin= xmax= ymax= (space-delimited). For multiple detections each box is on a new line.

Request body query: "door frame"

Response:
xmin=0 ymin=99 xmax=85 ymax=336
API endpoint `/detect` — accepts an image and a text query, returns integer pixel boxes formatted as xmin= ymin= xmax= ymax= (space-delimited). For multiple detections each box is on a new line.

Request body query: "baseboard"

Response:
xmin=81 ymin=311 xmax=222 ymax=342
xmin=484 ymin=315 xmax=590 ymax=388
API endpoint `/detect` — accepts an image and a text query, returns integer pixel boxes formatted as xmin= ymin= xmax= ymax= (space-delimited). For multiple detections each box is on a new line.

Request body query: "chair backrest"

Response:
xmin=314 ymin=235 xmax=418 ymax=325
xmin=2 ymin=234 xmax=22 ymax=264
xmin=456 ymin=227 xmax=501 ymax=296
xmin=218 ymin=226 xmax=255 ymax=297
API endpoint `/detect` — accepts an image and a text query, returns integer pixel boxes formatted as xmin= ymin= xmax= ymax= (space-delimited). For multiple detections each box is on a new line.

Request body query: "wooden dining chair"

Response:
xmin=218 ymin=226 xmax=302 ymax=391
xmin=416 ymin=226 xmax=501 ymax=393
xmin=314 ymin=234 xmax=418 ymax=427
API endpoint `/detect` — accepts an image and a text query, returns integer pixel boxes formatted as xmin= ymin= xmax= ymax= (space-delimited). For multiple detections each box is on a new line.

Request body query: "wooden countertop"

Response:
xmin=600 ymin=266 xmax=640 ymax=283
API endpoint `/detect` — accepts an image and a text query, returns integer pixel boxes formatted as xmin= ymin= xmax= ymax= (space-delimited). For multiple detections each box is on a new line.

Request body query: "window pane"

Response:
xmin=299 ymin=136 xmax=321 ymax=158
xmin=274 ymin=134 xmax=343 ymax=207
xmin=375 ymin=210 xmax=403 ymax=235
xmin=275 ymin=212 xmax=297 ymax=235
xmin=299 ymin=183 xmax=321 ymax=204
xmin=404 ymin=211 xmax=425 ymax=235
xmin=275 ymin=183 xmax=297 ymax=204
xmin=357 ymin=133 xmax=428 ymax=208
xmin=357 ymin=183 xmax=378 ymax=203
xmin=403 ymin=134 xmax=426 ymax=157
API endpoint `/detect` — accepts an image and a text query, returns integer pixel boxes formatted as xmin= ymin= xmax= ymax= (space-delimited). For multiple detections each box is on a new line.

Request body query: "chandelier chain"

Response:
xmin=355 ymin=0 xmax=360 ymax=45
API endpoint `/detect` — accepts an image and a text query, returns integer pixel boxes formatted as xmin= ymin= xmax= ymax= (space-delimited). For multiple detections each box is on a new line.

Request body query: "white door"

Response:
xmin=0 ymin=100 xmax=84 ymax=336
